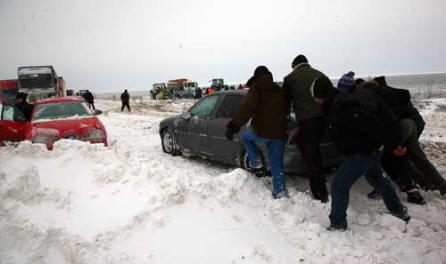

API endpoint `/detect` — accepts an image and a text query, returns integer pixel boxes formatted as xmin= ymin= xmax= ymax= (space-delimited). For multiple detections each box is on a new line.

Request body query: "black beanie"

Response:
xmin=292 ymin=54 xmax=308 ymax=67
xmin=312 ymin=76 xmax=333 ymax=98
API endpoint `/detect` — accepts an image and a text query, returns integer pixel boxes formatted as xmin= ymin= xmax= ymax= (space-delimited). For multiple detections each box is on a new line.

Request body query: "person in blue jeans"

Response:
xmin=225 ymin=66 xmax=289 ymax=199
xmin=242 ymin=128 xmax=286 ymax=198
xmin=312 ymin=78 xmax=410 ymax=230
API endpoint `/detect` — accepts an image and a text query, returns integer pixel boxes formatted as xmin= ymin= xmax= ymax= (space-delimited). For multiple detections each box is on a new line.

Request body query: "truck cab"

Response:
xmin=17 ymin=65 xmax=58 ymax=102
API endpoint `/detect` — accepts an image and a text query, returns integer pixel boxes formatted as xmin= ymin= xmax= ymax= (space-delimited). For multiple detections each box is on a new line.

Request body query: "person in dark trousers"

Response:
xmin=83 ymin=90 xmax=95 ymax=110
xmin=282 ymin=54 xmax=330 ymax=202
xmin=373 ymin=76 xmax=446 ymax=195
xmin=312 ymin=80 xmax=410 ymax=231
xmin=120 ymin=89 xmax=131 ymax=112
xmin=15 ymin=92 xmax=33 ymax=121
xmin=226 ymin=66 xmax=289 ymax=199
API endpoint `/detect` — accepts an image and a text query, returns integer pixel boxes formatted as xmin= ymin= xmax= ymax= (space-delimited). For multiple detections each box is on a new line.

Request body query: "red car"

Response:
xmin=0 ymin=97 xmax=108 ymax=149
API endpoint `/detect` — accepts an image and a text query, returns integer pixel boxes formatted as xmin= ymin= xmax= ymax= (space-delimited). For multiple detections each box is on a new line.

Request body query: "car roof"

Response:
xmin=34 ymin=96 xmax=85 ymax=105
xmin=214 ymin=89 xmax=247 ymax=96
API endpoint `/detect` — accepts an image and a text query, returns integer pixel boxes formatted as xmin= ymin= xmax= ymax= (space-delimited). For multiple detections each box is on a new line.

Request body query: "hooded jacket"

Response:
xmin=231 ymin=73 xmax=288 ymax=140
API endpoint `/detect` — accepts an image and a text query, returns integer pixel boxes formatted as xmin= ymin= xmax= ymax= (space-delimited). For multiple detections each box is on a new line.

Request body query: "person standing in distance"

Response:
xmin=120 ymin=89 xmax=131 ymax=112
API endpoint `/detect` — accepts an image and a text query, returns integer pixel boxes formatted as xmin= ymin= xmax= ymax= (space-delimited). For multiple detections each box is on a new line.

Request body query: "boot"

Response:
xmin=406 ymin=190 xmax=426 ymax=205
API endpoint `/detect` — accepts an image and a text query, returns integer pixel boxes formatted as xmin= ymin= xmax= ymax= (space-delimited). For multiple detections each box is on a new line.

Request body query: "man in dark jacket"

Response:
xmin=313 ymin=80 xmax=410 ymax=231
xmin=373 ymin=76 xmax=446 ymax=195
xmin=15 ymin=92 xmax=33 ymax=121
xmin=120 ymin=89 xmax=131 ymax=112
xmin=83 ymin=90 xmax=95 ymax=110
xmin=282 ymin=54 xmax=330 ymax=202
xmin=226 ymin=66 xmax=288 ymax=199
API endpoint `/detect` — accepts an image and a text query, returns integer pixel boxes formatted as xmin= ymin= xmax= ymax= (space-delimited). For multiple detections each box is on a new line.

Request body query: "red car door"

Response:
xmin=0 ymin=104 xmax=28 ymax=142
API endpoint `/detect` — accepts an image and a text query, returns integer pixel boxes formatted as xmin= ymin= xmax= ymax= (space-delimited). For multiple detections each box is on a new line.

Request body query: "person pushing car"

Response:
xmin=225 ymin=66 xmax=289 ymax=199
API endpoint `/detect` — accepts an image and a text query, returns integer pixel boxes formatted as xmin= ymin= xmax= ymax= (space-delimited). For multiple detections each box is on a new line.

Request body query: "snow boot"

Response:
xmin=326 ymin=224 xmax=347 ymax=232
xmin=406 ymin=189 xmax=426 ymax=205
xmin=390 ymin=205 xmax=411 ymax=223
xmin=367 ymin=189 xmax=381 ymax=200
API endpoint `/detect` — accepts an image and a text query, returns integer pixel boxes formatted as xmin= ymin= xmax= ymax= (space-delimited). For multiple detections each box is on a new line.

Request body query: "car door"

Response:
xmin=0 ymin=104 xmax=29 ymax=142
xmin=205 ymin=94 xmax=245 ymax=164
xmin=175 ymin=94 xmax=221 ymax=156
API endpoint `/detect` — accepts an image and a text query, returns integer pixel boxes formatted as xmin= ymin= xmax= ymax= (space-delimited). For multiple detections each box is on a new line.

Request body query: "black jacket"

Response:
xmin=16 ymin=101 xmax=33 ymax=121
xmin=121 ymin=92 xmax=130 ymax=103
xmin=377 ymin=85 xmax=425 ymax=136
xmin=324 ymin=89 xmax=401 ymax=156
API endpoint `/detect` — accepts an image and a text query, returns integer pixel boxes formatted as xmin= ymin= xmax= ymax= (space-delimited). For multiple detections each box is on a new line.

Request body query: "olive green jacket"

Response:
xmin=283 ymin=64 xmax=328 ymax=122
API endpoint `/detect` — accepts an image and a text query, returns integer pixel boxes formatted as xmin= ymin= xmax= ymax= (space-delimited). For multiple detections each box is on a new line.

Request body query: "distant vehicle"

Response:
xmin=151 ymin=79 xmax=199 ymax=99
xmin=168 ymin=79 xmax=198 ymax=99
xmin=0 ymin=79 xmax=18 ymax=104
xmin=159 ymin=90 xmax=343 ymax=175
xmin=17 ymin=65 xmax=64 ymax=102
xmin=150 ymin=83 xmax=170 ymax=100
xmin=0 ymin=97 xmax=107 ymax=149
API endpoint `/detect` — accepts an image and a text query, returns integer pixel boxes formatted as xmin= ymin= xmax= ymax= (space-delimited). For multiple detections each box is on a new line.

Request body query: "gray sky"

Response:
xmin=1 ymin=0 xmax=445 ymax=93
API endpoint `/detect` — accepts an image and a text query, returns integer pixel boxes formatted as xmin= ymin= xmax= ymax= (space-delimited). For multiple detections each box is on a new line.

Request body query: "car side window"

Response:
xmin=189 ymin=95 xmax=219 ymax=118
xmin=1 ymin=105 xmax=26 ymax=121
xmin=216 ymin=95 xmax=243 ymax=118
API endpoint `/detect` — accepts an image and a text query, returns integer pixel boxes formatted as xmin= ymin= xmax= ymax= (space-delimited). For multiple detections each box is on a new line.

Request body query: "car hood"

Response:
xmin=30 ymin=117 xmax=103 ymax=138
xmin=159 ymin=114 xmax=180 ymax=128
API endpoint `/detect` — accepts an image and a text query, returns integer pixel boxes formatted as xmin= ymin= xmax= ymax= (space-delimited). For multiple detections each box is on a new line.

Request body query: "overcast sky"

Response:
xmin=1 ymin=0 xmax=445 ymax=93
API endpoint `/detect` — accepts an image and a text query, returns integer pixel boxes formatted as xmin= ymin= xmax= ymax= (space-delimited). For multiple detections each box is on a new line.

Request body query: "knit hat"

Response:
xmin=291 ymin=55 xmax=308 ymax=68
xmin=312 ymin=76 xmax=333 ymax=98
xmin=337 ymin=71 xmax=355 ymax=92
xmin=247 ymin=65 xmax=271 ymax=87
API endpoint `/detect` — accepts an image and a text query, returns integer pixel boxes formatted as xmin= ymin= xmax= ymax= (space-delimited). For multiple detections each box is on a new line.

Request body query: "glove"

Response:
xmin=393 ymin=145 xmax=407 ymax=156
xmin=225 ymin=121 xmax=240 ymax=141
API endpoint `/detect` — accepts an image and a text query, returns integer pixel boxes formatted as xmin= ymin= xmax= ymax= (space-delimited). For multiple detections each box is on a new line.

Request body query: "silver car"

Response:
xmin=159 ymin=90 xmax=342 ymax=175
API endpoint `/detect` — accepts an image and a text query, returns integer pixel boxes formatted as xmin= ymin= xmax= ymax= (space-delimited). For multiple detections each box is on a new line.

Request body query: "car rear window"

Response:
xmin=32 ymin=102 xmax=91 ymax=121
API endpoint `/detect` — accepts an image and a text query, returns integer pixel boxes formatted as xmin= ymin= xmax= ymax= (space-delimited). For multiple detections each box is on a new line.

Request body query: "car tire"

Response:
xmin=239 ymin=146 xmax=267 ymax=171
xmin=161 ymin=128 xmax=180 ymax=156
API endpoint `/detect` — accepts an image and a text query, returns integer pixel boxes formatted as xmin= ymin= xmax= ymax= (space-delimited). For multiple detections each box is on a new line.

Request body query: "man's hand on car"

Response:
xmin=225 ymin=121 xmax=240 ymax=141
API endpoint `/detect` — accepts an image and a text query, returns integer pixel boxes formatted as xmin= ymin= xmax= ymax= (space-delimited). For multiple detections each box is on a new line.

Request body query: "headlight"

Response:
xmin=85 ymin=129 xmax=105 ymax=142
xmin=32 ymin=134 xmax=56 ymax=144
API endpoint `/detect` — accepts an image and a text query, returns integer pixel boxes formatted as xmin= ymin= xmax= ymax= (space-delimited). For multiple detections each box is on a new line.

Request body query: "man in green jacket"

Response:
xmin=282 ymin=54 xmax=332 ymax=202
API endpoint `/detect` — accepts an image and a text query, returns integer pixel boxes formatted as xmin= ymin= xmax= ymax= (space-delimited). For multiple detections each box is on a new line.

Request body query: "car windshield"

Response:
xmin=32 ymin=102 xmax=91 ymax=121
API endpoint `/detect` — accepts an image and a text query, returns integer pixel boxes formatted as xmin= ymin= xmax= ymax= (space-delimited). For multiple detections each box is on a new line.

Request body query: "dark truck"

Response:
xmin=18 ymin=65 xmax=63 ymax=102
xmin=0 ymin=79 xmax=18 ymax=104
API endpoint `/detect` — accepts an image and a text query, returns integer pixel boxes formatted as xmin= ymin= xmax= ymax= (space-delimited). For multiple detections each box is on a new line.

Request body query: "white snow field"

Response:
xmin=1 ymin=97 xmax=445 ymax=264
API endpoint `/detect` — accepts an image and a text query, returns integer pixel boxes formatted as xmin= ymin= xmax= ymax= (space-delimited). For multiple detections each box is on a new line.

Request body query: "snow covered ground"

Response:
xmin=1 ymin=97 xmax=445 ymax=264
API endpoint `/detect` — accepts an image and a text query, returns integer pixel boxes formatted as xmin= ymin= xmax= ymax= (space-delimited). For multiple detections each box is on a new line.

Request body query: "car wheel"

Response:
xmin=239 ymin=146 xmax=267 ymax=171
xmin=161 ymin=128 xmax=180 ymax=156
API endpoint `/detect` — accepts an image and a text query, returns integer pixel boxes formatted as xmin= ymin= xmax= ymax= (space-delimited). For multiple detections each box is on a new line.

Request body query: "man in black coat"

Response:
xmin=15 ymin=92 xmax=33 ymax=121
xmin=120 ymin=89 xmax=131 ymax=112
xmin=313 ymin=80 xmax=410 ymax=231
xmin=372 ymin=76 xmax=446 ymax=196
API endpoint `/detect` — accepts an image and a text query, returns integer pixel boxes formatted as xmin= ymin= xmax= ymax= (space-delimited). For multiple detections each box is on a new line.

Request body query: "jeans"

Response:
xmin=243 ymin=128 xmax=286 ymax=197
xmin=329 ymin=153 xmax=404 ymax=228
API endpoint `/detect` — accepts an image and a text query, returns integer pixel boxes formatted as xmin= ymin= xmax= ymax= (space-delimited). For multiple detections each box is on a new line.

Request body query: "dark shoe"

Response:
xmin=390 ymin=205 xmax=411 ymax=223
xmin=406 ymin=190 xmax=426 ymax=205
xmin=367 ymin=189 xmax=381 ymax=200
xmin=247 ymin=167 xmax=267 ymax=178
xmin=327 ymin=224 xmax=347 ymax=232
xmin=313 ymin=190 xmax=328 ymax=203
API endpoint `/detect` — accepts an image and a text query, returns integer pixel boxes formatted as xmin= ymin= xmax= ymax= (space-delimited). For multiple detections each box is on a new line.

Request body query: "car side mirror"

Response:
xmin=94 ymin=109 xmax=102 ymax=115
xmin=181 ymin=112 xmax=191 ymax=120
